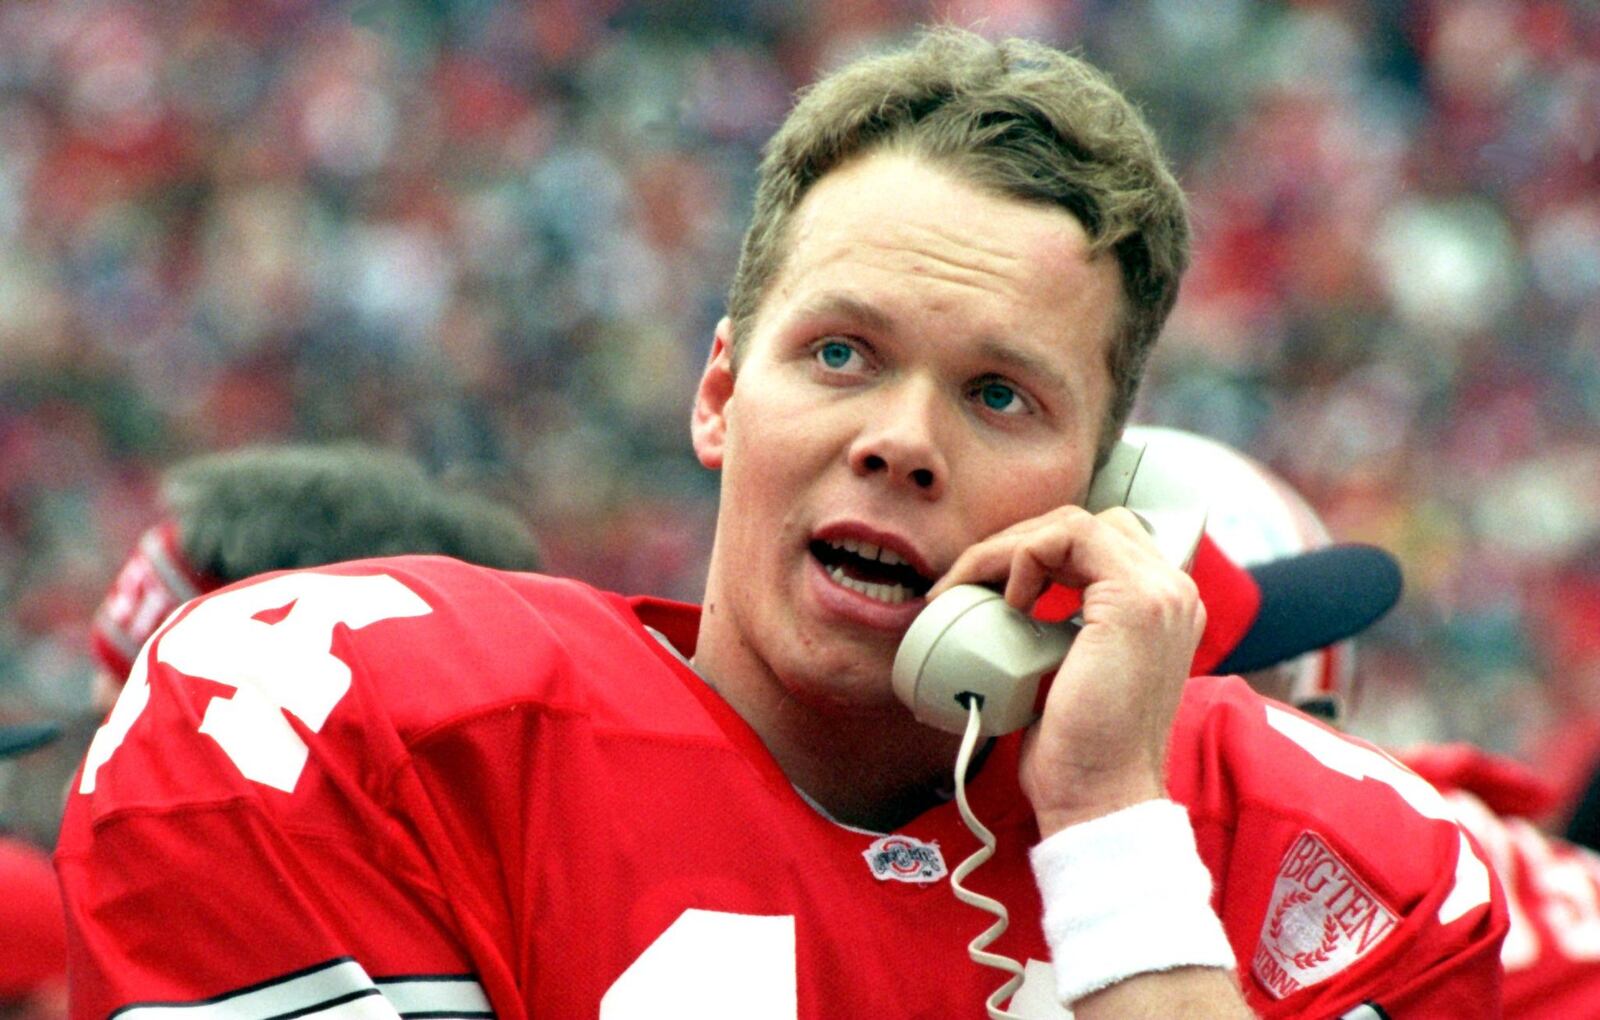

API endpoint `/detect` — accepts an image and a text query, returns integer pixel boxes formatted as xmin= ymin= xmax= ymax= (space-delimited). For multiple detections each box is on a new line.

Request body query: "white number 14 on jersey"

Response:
xmin=80 ymin=571 xmax=432 ymax=795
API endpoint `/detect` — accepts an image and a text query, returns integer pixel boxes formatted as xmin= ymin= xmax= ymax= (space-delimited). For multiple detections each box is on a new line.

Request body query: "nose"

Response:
xmin=847 ymin=376 xmax=948 ymax=500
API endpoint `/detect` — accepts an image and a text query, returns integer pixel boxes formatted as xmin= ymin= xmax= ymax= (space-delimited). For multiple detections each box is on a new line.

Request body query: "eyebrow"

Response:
xmin=793 ymin=293 xmax=897 ymax=337
xmin=970 ymin=339 xmax=1075 ymax=398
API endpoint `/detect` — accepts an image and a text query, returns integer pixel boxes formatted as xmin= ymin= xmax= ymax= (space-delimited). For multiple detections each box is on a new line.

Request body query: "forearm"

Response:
xmin=1072 ymin=965 xmax=1253 ymax=1018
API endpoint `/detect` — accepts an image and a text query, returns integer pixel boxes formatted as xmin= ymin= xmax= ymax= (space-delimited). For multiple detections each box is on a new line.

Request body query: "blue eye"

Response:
xmin=978 ymin=381 xmax=1018 ymax=412
xmin=818 ymin=340 xmax=856 ymax=370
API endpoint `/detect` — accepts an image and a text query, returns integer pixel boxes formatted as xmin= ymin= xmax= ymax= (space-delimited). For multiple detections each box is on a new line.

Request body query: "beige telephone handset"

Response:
xmin=891 ymin=437 xmax=1207 ymax=738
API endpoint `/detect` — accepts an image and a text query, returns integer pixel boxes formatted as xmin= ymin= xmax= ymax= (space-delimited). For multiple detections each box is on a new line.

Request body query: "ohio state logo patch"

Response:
xmin=862 ymin=835 xmax=947 ymax=883
xmin=1252 ymin=832 xmax=1399 ymax=1000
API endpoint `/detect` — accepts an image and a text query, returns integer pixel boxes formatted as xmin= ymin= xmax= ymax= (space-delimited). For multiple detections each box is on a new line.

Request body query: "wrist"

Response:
xmin=1030 ymin=779 xmax=1166 ymax=838
xmin=1030 ymin=799 xmax=1235 ymax=1004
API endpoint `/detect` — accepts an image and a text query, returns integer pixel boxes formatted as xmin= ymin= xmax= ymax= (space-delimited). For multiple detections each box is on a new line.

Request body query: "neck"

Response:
xmin=758 ymin=692 xmax=965 ymax=833
xmin=693 ymin=615 xmax=963 ymax=833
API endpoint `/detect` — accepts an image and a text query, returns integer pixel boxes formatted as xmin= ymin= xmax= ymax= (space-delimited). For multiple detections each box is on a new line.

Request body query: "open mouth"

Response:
xmin=809 ymin=537 xmax=934 ymax=605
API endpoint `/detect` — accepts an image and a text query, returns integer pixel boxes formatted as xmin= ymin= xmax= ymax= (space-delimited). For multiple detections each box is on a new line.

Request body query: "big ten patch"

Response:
xmin=1252 ymin=831 xmax=1398 ymax=999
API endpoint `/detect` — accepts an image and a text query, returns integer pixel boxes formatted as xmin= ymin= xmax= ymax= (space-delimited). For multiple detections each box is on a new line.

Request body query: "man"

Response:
xmin=1136 ymin=423 xmax=1600 ymax=1020
xmin=57 ymin=29 xmax=1502 ymax=1018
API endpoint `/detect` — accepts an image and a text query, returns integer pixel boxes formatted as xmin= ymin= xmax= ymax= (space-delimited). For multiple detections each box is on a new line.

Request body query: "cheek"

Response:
xmin=721 ymin=401 xmax=821 ymax=516
xmin=956 ymin=449 xmax=1089 ymax=524
xmin=729 ymin=382 xmax=836 ymax=471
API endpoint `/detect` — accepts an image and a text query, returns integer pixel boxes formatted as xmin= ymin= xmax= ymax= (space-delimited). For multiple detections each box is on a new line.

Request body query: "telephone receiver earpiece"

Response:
xmin=890 ymin=437 xmax=1208 ymax=737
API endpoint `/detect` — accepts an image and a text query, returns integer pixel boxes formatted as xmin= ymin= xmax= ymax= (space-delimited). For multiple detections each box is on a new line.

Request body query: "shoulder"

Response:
xmin=1168 ymin=677 xmax=1505 ymax=1013
xmin=262 ymin=555 xmax=644 ymax=720
xmin=65 ymin=556 xmax=708 ymax=824
xmin=1171 ymin=677 xmax=1464 ymax=840
xmin=1168 ymin=677 xmax=1481 ymax=882
xmin=162 ymin=555 xmax=642 ymax=730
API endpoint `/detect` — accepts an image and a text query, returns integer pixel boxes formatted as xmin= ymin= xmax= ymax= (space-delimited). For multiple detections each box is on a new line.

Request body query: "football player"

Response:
xmin=57 ymin=29 xmax=1503 ymax=1019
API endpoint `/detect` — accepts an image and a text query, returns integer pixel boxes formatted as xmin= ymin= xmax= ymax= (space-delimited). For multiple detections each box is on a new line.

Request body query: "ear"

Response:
xmin=691 ymin=317 xmax=737 ymax=469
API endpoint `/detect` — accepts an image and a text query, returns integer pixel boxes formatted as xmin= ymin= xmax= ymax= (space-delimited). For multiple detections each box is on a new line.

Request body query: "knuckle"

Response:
xmin=1170 ymin=569 xmax=1200 ymax=605
xmin=1096 ymin=505 xmax=1142 ymax=529
xmin=1163 ymin=571 xmax=1201 ymax=613
xmin=1132 ymin=566 xmax=1199 ymax=621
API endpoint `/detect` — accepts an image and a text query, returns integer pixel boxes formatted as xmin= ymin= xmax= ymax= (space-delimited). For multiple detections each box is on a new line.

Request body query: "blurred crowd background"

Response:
xmin=0 ymin=0 xmax=1597 ymax=847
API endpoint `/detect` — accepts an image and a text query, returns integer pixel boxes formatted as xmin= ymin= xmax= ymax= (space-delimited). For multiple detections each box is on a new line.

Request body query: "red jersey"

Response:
xmin=56 ymin=557 xmax=1504 ymax=1018
xmin=0 ymin=835 xmax=66 ymax=1004
xmin=1403 ymin=743 xmax=1600 ymax=1019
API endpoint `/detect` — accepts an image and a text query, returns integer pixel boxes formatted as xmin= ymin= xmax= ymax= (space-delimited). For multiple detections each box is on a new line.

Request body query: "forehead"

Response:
xmin=762 ymin=151 xmax=1123 ymax=374
xmin=787 ymin=151 xmax=1098 ymax=277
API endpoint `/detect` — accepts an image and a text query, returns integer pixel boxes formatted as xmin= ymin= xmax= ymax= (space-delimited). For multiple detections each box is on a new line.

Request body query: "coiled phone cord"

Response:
xmin=950 ymin=695 xmax=1029 ymax=1019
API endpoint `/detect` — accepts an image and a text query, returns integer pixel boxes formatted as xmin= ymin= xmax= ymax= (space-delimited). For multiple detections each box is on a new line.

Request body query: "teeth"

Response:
xmin=826 ymin=538 xmax=907 ymax=567
xmin=827 ymin=565 xmax=910 ymax=604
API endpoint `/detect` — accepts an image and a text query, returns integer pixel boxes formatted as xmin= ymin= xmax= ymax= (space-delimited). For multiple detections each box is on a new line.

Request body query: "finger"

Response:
xmin=923 ymin=540 xmax=1020 ymax=602
xmin=1003 ymin=532 xmax=1076 ymax=609
xmin=1096 ymin=505 xmax=1163 ymax=554
xmin=1000 ymin=512 xmax=1155 ymax=609
xmin=925 ymin=508 xmax=1089 ymax=601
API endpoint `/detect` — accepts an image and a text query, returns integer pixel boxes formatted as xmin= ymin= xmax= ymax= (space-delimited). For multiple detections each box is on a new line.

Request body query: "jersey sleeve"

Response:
xmin=1169 ymin=678 xmax=1509 ymax=1018
xmin=53 ymin=557 xmax=553 ymax=1020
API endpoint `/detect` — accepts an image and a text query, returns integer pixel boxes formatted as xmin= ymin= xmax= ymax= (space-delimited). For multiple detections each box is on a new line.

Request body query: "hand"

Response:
xmin=926 ymin=505 xmax=1205 ymax=837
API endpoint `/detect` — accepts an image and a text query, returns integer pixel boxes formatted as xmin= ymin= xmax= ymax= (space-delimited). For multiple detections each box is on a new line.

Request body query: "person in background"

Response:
xmin=56 ymin=29 xmax=1502 ymax=1019
xmin=85 ymin=441 xmax=542 ymax=709
xmin=1133 ymin=422 xmax=1600 ymax=1020
xmin=1521 ymin=562 xmax=1600 ymax=847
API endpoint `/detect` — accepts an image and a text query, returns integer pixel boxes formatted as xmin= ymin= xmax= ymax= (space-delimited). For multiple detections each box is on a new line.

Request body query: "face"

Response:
xmin=692 ymin=151 xmax=1124 ymax=711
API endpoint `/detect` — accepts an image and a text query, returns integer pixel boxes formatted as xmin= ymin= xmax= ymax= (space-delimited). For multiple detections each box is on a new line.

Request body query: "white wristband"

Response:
xmin=1029 ymin=799 xmax=1236 ymax=1004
